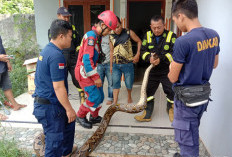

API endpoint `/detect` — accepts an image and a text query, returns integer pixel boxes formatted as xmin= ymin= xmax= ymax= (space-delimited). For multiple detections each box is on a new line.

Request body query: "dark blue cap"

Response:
xmin=57 ymin=7 xmax=71 ymax=16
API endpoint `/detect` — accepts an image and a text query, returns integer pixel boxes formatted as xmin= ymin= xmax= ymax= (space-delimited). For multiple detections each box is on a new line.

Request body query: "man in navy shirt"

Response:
xmin=33 ymin=19 xmax=76 ymax=157
xmin=168 ymin=0 xmax=220 ymax=157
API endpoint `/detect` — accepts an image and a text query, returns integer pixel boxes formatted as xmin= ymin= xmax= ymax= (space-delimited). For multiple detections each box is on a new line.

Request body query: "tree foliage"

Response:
xmin=0 ymin=0 xmax=34 ymax=14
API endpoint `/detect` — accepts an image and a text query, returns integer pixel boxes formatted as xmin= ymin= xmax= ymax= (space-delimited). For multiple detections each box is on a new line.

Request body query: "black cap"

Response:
xmin=57 ymin=7 xmax=71 ymax=16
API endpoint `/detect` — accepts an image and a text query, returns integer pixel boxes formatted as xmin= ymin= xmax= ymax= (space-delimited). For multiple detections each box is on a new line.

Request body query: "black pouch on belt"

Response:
xmin=173 ymin=82 xmax=211 ymax=107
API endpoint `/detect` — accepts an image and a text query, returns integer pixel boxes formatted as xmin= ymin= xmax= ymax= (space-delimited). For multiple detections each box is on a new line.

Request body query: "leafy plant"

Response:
xmin=0 ymin=14 xmax=39 ymax=100
xmin=0 ymin=0 xmax=34 ymax=14
xmin=0 ymin=139 xmax=32 ymax=157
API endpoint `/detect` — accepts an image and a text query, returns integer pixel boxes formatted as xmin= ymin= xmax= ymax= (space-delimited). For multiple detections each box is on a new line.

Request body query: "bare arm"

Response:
xmin=168 ymin=61 xmax=183 ymax=83
xmin=109 ymin=41 xmax=114 ymax=74
xmin=130 ymin=30 xmax=142 ymax=63
xmin=53 ymin=81 xmax=76 ymax=123
xmin=214 ymin=54 xmax=219 ymax=69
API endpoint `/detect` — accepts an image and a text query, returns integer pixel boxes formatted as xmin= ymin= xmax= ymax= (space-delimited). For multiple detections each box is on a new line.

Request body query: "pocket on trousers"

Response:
xmin=46 ymin=132 xmax=64 ymax=148
xmin=172 ymin=119 xmax=194 ymax=146
xmin=52 ymin=106 xmax=66 ymax=119
xmin=33 ymin=109 xmax=47 ymax=127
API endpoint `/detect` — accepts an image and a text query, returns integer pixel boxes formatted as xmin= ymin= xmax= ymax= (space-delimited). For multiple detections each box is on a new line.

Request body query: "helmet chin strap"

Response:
xmin=100 ymin=25 xmax=108 ymax=36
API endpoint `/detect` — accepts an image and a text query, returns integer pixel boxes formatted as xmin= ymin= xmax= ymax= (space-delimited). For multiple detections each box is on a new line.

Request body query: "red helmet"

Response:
xmin=98 ymin=10 xmax=118 ymax=30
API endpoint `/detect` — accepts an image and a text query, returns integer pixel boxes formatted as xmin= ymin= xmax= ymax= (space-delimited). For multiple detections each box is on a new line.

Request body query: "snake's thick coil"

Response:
xmin=34 ymin=64 xmax=154 ymax=157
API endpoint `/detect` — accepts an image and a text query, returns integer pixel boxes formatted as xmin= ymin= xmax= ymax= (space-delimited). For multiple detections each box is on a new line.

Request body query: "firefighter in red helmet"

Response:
xmin=75 ymin=10 xmax=117 ymax=129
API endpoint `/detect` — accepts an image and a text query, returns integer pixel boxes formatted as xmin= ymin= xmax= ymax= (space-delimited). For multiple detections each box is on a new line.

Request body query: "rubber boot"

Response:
xmin=134 ymin=100 xmax=154 ymax=122
xmin=76 ymin=116 xmax=92 ymax=129
xmin=89 ymin=114 xmax=102 ymax=124
xmin=89 ymin=107 xmax=102 ymax=124
xmin=78 ymin=90 xmax=85 ymax=105
xmin=76 ymin=104 xmax=92 ymax=129
xmin=167 ymin=102 xmax=174 ymax=122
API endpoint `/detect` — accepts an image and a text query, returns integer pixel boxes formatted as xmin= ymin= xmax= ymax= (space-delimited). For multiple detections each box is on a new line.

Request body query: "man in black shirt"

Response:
xmin=48 ymin=7 xmax=85 ymax=104
xmin=134 ymin=15 xmax=176 ymax=122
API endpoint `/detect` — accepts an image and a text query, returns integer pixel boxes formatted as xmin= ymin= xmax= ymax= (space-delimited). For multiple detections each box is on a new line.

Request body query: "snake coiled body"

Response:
xmin=72 ymin=64 xmax=154 ymax=157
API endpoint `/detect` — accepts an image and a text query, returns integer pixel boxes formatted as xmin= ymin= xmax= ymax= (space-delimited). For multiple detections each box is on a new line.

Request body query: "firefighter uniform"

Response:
xmin=134 ymin=30 xmax=176 ymax=122
xmin=75 ymin=26 xmax=104 ymax=129
xmin=48 ymin=25 xmax=85 ymax=104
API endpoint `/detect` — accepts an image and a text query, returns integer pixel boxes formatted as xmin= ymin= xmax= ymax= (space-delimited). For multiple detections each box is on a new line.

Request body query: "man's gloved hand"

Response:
xmin=150 ymin=53 xmax=160 ymax=66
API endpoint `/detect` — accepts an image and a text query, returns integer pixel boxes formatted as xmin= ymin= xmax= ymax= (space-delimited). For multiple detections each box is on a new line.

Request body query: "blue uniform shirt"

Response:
xmin=33 ymin=42 xmax=68 ymax=104
xmin=0 ymin=36 xmax=7 ymax=73
xmin=173 ymin=27 xmax=220 ymax=86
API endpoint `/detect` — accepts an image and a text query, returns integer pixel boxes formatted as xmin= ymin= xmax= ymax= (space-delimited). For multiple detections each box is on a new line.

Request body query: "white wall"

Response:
xmin=33 ymin=0 xmax=59 ymax=49
xmin=112 ymin=0 xmax=120 ymax=17
xmin=197 ymin=0 xmax=232 ymax=156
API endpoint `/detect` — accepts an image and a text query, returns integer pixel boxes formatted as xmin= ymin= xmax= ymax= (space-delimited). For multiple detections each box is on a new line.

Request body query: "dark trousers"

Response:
xmin=64 ymin=52 xmax=81 ymax=89
xmin=145 ymin=73 xmax=174 ymax=118
xmin=172 ymin=98 xmax=208 ymax=157
xmin=33 ymin=103 xmax=75 ymax=157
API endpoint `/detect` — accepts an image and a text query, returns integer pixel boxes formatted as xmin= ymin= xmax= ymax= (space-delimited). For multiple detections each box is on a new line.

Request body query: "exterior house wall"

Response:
xmin=197 ymin=0 xmax=232 ymax=156
xmin=34 ymin=0 xmax=172 ymax=47
xmin=113 ymin=0 xmax=121 ymax=17
xmin=34 ymin=0 xmax=59 ymax=49
xmin=0 ymin=14 xmax=36 ymax=47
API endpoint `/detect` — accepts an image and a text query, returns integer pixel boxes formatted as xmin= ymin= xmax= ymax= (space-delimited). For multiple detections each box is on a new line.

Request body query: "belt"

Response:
xmin=34 ymin=97 xmax=51 ymax=104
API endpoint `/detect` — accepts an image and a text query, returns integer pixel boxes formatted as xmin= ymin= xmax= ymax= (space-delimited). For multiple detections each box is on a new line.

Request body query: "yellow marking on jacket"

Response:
xmin=197 ymin=37 xmax=219 ymax=52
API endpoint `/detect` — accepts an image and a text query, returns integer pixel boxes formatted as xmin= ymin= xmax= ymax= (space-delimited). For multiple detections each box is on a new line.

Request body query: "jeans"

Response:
xmin=112 ymin=62 xmax=134 ymax=90
xmin=97 ymin=63 xmax=113 ymax=101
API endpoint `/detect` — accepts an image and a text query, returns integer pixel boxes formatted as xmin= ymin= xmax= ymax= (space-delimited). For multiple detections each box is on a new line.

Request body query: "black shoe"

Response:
xmin=89 ymin=115 xmax=102 ymax=124
xmin=173 ymin=153 xmax=182 ymax=157
xmin=76 ymin=116 xmax=92 ymax=129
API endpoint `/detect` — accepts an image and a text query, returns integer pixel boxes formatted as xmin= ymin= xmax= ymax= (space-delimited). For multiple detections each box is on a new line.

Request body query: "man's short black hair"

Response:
xmin=150 ymin=15 xmax=164 ymax=24
xmin=50 ymin=19 xmax=72 ymax=39
xmin=172 ymin=0 xmax=198 ymax=19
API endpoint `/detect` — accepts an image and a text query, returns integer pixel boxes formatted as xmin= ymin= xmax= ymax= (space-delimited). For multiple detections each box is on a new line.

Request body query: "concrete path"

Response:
xmin=0 ymin=81 xmax=210 ymax=156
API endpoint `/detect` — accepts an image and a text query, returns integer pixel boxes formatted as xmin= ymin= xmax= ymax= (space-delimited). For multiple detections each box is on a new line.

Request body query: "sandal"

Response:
xmin=3 ymin=100 xmax=14 ymax=109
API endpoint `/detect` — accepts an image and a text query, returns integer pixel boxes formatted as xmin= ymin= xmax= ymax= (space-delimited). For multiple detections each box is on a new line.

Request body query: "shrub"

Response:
xmin=0 ymin=139 xmax=32 ymax=157
xmin=0 ymin=0 xmax=34 ymax=14
xmin=0 ymin=14 xmax=39 ymax=100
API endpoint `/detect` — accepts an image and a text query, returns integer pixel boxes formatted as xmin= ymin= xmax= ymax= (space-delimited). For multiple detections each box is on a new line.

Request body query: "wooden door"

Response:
xmin=64 ymin=0 xmax=110 ymax=36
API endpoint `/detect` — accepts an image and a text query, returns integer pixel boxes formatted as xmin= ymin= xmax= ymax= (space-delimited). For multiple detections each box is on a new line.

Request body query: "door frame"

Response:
xmin=63 ymin=0 xmax=110 ymax=33
xmin=127 ymin=0 xmax=166 ymax=28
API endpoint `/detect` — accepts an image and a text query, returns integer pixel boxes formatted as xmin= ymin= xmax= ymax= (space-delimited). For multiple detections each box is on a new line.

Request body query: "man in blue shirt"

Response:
xmin=168 ymin=0 xmax=220 ymax=157
xmin=33 ymin=19 xmax=76 ymax=157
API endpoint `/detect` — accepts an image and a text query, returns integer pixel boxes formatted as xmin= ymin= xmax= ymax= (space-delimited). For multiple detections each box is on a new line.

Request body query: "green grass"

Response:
xmin=0 ymin=139 xmax=32 ymax=157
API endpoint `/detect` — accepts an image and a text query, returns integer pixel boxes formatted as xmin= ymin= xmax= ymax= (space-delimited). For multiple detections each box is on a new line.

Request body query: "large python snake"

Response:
xmin=34 ymin=61 xmax=156 ymax=157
